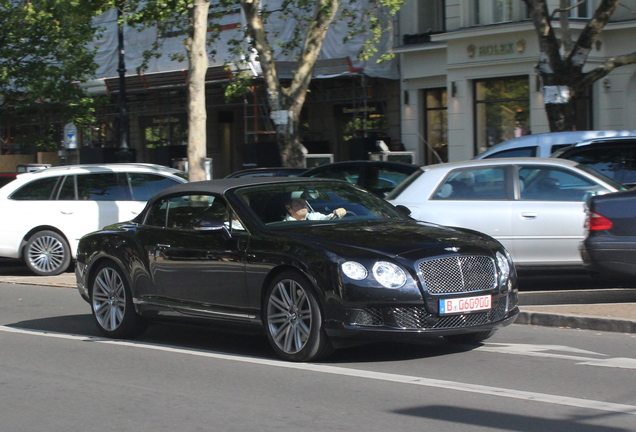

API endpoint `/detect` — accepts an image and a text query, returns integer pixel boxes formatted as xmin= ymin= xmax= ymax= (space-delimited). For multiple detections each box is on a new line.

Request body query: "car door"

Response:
xmin=51 ymin=173 xmax=131 ymax=249
xmin=418 ymin=166 xmax=516 ymax=257
xmin=137 ymin=193 xmax=250 ymax=316
xmin=511 ymin=165 xmax=612 ymax=265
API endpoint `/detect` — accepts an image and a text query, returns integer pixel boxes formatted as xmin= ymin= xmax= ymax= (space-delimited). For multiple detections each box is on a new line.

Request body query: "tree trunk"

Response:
xmin=242 ymin=0 xmax=338 ymax=168
xmin=186 ymin=0 xmax=210 ymax=182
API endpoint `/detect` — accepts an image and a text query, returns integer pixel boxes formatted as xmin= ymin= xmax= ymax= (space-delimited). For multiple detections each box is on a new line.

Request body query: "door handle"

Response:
xmin=157 ymin=244 xmax=171 ymax=249
xmin=520 ymin=212 xmax=537 ymax=220
xmin=61 ymin=210 xmax=74 ymax=215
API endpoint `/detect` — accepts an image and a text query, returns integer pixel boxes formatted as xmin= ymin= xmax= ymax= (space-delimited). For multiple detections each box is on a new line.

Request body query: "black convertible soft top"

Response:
xmin=152 ymin=176 xmax=347 ymax=199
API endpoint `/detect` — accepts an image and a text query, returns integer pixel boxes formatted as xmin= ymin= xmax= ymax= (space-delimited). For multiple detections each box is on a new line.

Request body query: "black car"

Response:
xmin=553 ymin=137 xmax=636 ymax=187
xmin=581 ymin=188 xmax=636 ymax=278
xmin=76 ymin=177 xmax=518 ymax=362
xmin=301 ymin=160 xmax=419 ymax=197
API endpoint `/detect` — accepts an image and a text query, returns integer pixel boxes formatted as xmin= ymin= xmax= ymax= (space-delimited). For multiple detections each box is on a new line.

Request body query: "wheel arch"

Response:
xmin=259 ymin=264 xmax=327 ymax=318
xmin=20 ymin=226 xmax=73 ymax=258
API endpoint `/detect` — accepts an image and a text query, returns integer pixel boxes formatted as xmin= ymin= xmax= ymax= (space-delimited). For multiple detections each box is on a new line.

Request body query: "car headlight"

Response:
xmin=341 ymin=261 xmax=368 ymax=280
xmin=496 ymin=251 xmax=510 ymax=286
xmin=372 ymin=261 xmax=407 ymax=289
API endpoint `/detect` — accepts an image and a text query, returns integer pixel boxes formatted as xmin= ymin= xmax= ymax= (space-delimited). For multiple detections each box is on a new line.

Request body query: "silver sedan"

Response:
xmin=387 ymin=158 xmax=626 ymax=268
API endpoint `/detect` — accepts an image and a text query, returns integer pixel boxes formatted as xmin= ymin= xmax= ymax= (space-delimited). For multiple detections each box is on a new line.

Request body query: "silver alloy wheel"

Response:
xmin=92 ymin=267 xmax=126 ymax=332
xmin=267 ymin=278 xmax=312 ymax=354
xmin=27 ymin=234 xmax=66 ymax=274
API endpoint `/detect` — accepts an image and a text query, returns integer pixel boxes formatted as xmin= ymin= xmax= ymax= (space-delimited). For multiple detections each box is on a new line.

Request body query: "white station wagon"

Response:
xmin=387 ymin=158 xmax=626 ymax=268
xmin=0 ymin=163 xmax=187 ymax=276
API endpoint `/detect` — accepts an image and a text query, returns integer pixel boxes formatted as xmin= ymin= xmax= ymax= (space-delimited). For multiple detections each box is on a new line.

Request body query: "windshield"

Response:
xmin=234 ymin=181 xmax=408 ymax=227
xmin=576 ymin=164 xmax=628 ymax=191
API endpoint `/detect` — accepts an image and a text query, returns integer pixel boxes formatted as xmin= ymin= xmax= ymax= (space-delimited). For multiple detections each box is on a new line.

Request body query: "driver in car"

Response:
xmin=284 ymin=196 xmax=346 ymax=221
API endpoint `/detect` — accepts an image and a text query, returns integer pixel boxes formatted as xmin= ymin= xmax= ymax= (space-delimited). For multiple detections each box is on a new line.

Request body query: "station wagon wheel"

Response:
xmin=24 ymin=230 xmax=71 ymax=276
xmin=444 ymin=329 xmax=497 ymax=344
xmin=90 ymin=262 xmax=146 ymax=339
xmin=264 ymin=271 xmax=333 ymax=362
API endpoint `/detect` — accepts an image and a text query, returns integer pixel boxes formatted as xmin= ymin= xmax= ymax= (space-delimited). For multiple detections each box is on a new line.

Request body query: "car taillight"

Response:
xmin=588 ymin=212 xmax=613 ymax=231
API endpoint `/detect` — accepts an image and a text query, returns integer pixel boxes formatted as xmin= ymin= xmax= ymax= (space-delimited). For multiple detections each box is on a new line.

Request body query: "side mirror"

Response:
xmin=395 ymin=205 xmax=412 ymax=216
xmin=194 ymin=218 xmax=231 ymax=240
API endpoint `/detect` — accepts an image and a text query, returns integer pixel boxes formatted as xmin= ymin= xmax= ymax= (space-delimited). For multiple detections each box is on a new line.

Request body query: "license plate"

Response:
xmin=439 ymin=295 xmax=491 ymax=315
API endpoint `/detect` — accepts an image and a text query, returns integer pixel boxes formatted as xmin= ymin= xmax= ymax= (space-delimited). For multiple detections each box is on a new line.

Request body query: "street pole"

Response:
xmin=116 ymin=3 xmax=132 ymax=162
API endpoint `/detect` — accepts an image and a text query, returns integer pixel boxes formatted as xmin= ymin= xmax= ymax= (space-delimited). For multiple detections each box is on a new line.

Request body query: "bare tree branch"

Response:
xmin=579 ymin=51 xmax=636 ymax=88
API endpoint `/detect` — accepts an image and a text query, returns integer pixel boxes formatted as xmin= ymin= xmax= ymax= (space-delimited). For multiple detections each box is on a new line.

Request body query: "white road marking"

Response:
xmin=2 ymin=325 xmax=635 ymax=415
xmin=476 ymin=343 xmax=636 ymax=369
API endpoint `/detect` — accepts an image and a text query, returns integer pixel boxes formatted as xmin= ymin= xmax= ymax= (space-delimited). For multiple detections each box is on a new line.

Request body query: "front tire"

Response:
xmin=24 ymin=230 xmax=71 ymax=276
xmin=264 ymin=270 xmax=333 ymax=362
xmin=90 ymin=262 xmax=145 ymax=339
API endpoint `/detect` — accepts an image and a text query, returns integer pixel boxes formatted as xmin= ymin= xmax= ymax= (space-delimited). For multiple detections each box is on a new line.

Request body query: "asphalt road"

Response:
xmin=1 ymin=282 xmax=635 ymax=432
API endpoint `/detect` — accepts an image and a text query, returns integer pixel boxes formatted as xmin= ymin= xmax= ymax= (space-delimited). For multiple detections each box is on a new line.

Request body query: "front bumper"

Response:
xmin=324 ymin=292 xmax=519 ymax=345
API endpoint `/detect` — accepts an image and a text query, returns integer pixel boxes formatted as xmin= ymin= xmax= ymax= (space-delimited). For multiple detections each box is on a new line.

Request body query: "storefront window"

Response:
xmin=140 ymin=114 xmax=187 ymax=149
xmin=424 ymin=88 xmax=448 ymax=164
xmin=474 ymin=76 xmax=530 ymax=154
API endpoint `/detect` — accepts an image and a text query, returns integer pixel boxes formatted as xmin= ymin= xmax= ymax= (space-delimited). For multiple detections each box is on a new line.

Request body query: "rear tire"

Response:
xmin=264 ymin=270 xmax=333 ymax=362
xmin=24 ymin=230 xmax=71 ymax=276
xmin=444 ymin=329 xmax=497 ymax=344
xmin=90 ymin=262 xmax=146 ymax=339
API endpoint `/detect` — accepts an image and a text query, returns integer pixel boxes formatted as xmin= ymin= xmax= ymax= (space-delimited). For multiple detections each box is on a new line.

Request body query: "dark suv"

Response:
xmin=553 ymin=137 xmax=636 ymax=187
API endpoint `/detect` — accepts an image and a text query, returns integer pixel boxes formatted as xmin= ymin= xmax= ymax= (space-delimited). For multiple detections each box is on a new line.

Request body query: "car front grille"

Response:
xmin=353 ymin=297 xmax=512 ymax=330
xmin=392 ymin=297 xmax=509 ymax=329
xmin=417 ymin=255 xmax=496 ymax=294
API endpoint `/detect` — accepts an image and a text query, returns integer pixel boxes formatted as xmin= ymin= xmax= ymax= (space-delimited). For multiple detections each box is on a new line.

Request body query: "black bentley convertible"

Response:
xmin=76 ymin=177 xmax=519 ymax=361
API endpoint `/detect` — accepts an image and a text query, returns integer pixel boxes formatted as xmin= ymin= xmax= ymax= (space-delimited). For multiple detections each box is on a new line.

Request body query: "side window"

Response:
xmin=518 ymin=166 xmax=603 ymax=201
xmin=10 ymin=177 xmax=59 ymax=200
xmin=77 ymin=173 xmax=131 ymax=201
xmin=128 ymin=173 xmax=182 ymax=201
xmin=432 ymin=167 xmax=507 ymax=200
xmin=485 ymin=146 xmax=536 ymax=158
xmin=145 ymin=198 xmax=169 ymax=227
xmin=57 ymin=175 xmax=76 ymax=200
xmin=166 ymin=195 xmax=227 ymax=230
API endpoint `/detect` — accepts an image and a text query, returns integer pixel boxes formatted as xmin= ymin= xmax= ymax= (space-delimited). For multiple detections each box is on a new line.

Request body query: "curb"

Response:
xmin=516 ymin=311 xmax=636 ymax=334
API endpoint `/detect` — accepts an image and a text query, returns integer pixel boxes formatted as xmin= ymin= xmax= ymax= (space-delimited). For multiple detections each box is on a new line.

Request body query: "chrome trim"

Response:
xmin=134 ymin=298 xmax=256 ymax=320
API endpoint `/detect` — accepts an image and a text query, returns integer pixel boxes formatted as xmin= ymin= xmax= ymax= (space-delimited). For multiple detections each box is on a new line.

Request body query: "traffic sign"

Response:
xmin=64 ymin=123 xmax=78 ymax=149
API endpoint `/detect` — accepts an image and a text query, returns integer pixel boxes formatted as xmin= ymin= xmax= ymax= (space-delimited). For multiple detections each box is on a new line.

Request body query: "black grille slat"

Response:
xmin=418 ymin=256 xmax=496 ymax=294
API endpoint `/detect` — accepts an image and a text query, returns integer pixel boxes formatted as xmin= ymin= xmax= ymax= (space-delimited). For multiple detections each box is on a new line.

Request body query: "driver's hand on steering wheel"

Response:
xmin=332 ymin=208 xmax=346 ymax=218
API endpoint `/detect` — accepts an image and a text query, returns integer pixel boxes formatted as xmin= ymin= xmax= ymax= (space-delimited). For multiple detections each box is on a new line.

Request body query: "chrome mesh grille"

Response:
xmin=353 ymin=308 xmax=384 ymax=326
xmin=418 ymin=256 xmax=496 ymax=294
xmin=392 ymin=297 xmax=508 ymax=329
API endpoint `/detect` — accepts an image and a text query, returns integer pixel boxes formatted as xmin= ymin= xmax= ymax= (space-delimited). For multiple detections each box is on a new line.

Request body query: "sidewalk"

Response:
xmin=0 ymin=272 xmax=635 ymax=334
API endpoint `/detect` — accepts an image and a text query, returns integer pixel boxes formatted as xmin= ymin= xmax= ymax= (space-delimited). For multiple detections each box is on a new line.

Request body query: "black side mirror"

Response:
xmin=395 ymin=205 xmax=412 ymax=217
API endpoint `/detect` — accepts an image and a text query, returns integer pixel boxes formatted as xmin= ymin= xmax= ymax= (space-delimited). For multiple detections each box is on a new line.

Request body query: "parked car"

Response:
xmin=552 ymin=136 xmax=636 ymax=187
xmin=580 ymin=188 xmax=636 ymax=279
xmin=301 ymin=160 xmax=419 ymax=197
xmin=0 ymin=163 xmax=187 ymax=276
xmin=224 ymin=167 xmax=307 ymax=178
xmin=75 ymin=177 xmax=518 ymax=362
xmin=0 ymin=172 xmax=18 ymax=188
xmin=386 ymin=158 xmax=627 ymax=268
xmin=474 ymin=130 xmax=636 ymax=159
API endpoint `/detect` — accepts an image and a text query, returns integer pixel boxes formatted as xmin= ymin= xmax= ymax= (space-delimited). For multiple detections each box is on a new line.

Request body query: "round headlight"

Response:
xmin=372 ymin=261 xmax=407 ymax=289
xmin=496 ymin=251 xmax=510 ymax=284
xmin=341 ymin=261 xmax=368 ymax=280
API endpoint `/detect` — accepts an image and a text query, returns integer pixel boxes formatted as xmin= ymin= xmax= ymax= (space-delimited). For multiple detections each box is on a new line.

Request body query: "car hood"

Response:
xmin=275 ymin=220 xmax=501 ymax=259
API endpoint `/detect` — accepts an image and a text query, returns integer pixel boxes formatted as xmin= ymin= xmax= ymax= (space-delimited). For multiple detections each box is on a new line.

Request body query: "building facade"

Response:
xmin=397 ymin=0 xmax=636 ymax=165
